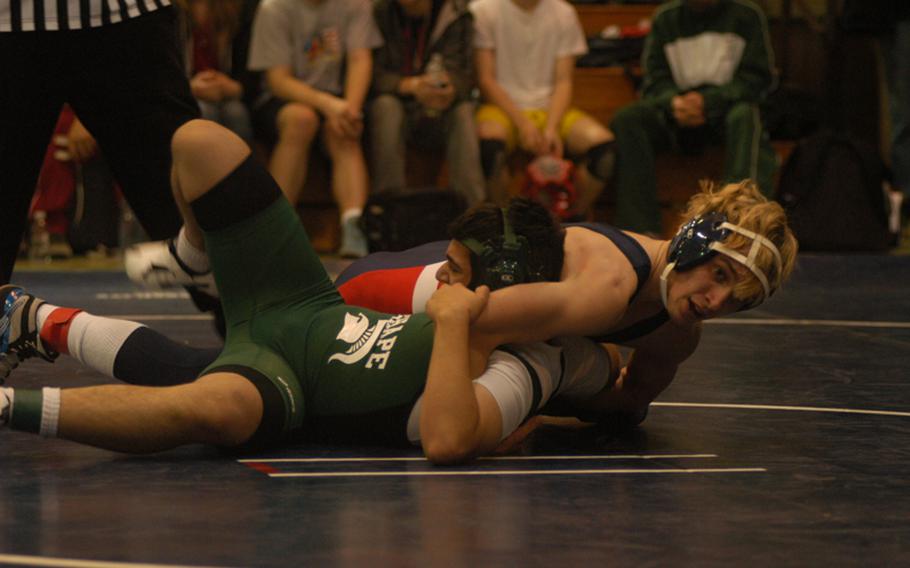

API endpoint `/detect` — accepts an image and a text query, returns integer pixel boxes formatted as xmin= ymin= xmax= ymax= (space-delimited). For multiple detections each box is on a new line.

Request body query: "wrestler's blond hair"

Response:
xmin=680 ymin=179 xmax=798 ymax=305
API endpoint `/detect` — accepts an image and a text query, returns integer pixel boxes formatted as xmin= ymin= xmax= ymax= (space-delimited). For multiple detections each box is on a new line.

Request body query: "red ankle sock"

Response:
xmin=40 ymin=307 xmax=83 ymax=355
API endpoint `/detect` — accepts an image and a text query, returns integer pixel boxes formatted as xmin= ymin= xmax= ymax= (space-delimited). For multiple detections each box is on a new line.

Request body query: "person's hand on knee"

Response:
xmin=518 ymin=117 xmax=545 ymax=155
xmin=542 ymin=126 xmax=563 ymax=158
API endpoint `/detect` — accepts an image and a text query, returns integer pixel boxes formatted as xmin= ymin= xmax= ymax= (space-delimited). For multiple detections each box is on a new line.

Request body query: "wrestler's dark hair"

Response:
xmin=448 ymin=197 xmax=566 ymax=285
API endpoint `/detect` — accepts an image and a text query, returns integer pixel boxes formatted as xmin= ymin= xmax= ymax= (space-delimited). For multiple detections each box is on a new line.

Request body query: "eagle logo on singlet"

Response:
xmin=328 ymin=312 xmax=411 ymax=369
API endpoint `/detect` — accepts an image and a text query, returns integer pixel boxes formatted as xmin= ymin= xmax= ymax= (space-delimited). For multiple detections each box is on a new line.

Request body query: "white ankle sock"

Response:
xmin=340 ymin=208 xmax=363 ymax=224
xmin=67 ymin=313 xmax=144 ymax=377
xmin=40 ymin=387 xmax=61 ymax=438
xmin=36 ymin=303 xmax=56 ymax=330
xmin=175 ymin=227 xmax=210 ymax=273
xmin=37 ymin=305 xmax=142 ymax=376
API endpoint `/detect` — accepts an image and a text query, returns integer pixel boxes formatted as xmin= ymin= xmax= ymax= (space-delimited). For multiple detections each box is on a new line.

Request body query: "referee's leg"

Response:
xmin=69 ymin=7 xmax=198 ymax=243
xmin=0 ymin=34 xmax=66 ymax=284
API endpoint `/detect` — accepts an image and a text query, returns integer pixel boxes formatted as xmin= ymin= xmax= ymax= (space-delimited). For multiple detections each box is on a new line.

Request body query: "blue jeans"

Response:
xmin=368 ymin=95 xmax=485 ymax=205
xmin=198 ymin=99 xmax=254 ymax=144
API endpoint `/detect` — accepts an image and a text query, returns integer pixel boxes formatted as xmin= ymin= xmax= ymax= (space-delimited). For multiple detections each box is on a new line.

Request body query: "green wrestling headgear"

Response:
xmin=459 ymin=208 xmax=532 ymax=291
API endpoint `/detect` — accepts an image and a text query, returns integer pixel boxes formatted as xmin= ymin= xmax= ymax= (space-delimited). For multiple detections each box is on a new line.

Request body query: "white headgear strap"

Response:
xmin=712 ymin=222 xmax=782 ymax=303
xmin=659 ymin=261 xmax=675 ymax=310
xmin=659 ymin=222 xmax=783 ymax=310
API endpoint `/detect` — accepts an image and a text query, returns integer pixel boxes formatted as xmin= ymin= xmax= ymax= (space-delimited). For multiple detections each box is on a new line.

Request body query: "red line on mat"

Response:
xmin=244 ymin=462 xmax=279 ymax=475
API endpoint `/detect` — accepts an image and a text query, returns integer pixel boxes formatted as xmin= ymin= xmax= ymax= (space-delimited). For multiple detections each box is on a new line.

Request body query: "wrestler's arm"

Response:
xmin=490 ymin=328 xmax=698 ymax=454
xmin=420 ymin=284 xmax=504 ymax=464
xmin=471 ymin=271 xmax=631 ymax=345
xmin=492 ymin=415 xmax=589 ymax=455
xmin=584 ymin=324 xmax=701 ymax=418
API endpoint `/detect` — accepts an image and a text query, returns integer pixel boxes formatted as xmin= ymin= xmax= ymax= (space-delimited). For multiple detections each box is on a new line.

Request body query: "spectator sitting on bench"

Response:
xmin=610 ymin=0 xmax=776 ymax=235
xmin=368 ymin=0 xmax=485 ymax=206
xmin=471 ymin=0 xmax=615 ymax=219
xmin=247 ymin=0 xmax=382 ymax=258
xmin=176 ymin=0 xmax=256 ymax=144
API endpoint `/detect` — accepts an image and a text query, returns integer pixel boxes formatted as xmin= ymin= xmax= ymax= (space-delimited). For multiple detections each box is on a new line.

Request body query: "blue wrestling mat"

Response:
xmin=2 ymin=253 xmax=910 ymax=567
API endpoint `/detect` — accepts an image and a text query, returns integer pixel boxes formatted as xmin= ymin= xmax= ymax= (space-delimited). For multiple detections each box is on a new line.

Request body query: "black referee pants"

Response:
xmin=0 ymin=7 xmax=199 ymax=283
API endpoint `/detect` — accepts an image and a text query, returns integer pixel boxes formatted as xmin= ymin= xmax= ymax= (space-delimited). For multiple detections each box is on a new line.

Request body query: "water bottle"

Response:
xmin=424 ymin=53 xmax=447 ymax=118
xmin=426 ymin=53 xmax=447 ymax=87
xmin=29 ymin=210 xmax=51 ymax=261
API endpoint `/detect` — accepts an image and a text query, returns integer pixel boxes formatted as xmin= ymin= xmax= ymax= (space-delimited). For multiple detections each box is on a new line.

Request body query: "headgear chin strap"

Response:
xmin=659 ymin=212 xmax=783 ymax=310
xmin=460 ymin=208 xmax=531 ymax=291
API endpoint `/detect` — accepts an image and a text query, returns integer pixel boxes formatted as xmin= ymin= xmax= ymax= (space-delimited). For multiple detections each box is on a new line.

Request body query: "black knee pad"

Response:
xmin=584 ymin=141 xmax=616 ymax=183
xmin=191 ymin=155 xmax=282 ymax=232
xmin=480 ymin=139 xmax=507 ymax=179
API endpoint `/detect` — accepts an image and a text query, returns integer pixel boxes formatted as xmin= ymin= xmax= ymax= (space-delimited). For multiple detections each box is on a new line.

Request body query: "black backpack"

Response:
xmin=360 ymin=187 xmax=468 ymax=253
xmin=776 ymin=130 xmax=892 ymax=251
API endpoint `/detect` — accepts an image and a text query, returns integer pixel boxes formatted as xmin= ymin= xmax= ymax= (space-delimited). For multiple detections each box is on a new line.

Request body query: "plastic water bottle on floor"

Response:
xmin=28 ymin=210 xmax=51 ymax=261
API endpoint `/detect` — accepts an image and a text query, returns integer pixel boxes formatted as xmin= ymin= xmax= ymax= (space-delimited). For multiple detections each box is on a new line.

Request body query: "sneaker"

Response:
xmin=338 ymin=216 xmax=368 ymax=259
xmin=0 ymin=285 xmax=58 ymax=371
xmin=124 ymin=239 xmax=218 ymax=296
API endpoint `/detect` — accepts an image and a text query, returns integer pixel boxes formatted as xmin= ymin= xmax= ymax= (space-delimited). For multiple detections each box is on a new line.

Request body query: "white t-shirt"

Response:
xmin=470 ymin=0 xmax=587 ymax=110
xmin=248 ymin=0 xmax=382 ymax=96
xmin=407 ymin=336 xmax=611 ymax=444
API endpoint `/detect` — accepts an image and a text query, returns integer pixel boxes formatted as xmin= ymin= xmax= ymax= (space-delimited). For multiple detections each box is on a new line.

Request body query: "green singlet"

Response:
xmin=201 ymin=197 xmax=435 ymax=445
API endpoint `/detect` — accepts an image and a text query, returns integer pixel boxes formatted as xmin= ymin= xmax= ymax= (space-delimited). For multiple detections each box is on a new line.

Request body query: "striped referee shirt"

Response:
xmin=0 ymin=0 xmax=171 ymax=32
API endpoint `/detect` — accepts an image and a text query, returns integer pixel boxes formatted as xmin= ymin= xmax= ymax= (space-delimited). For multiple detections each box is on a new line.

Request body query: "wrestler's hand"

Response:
xmin=602 ymin=343 xmax=623 ymax=387
xmin=426 ymin=284 xmax=490 ymax=324
xmin=493 ymin=415 xmax=544 ymax=454
xmin=493 ymin=415 xmax=592 ymax=455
